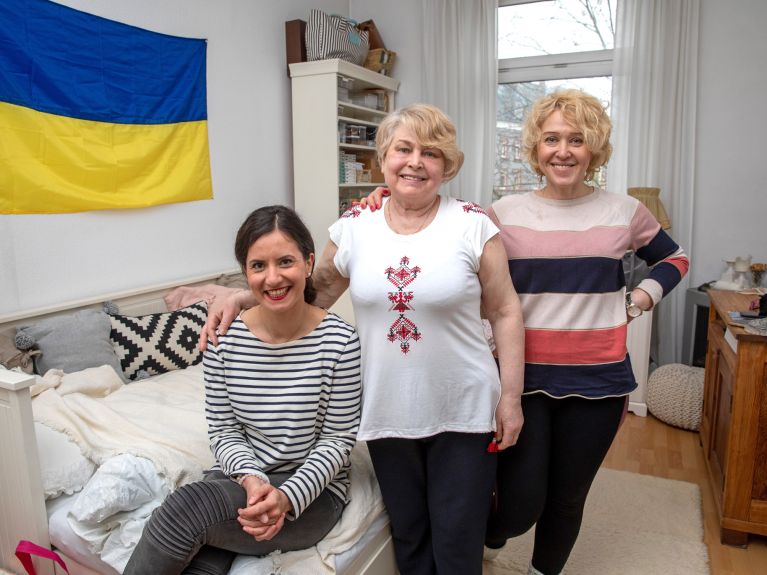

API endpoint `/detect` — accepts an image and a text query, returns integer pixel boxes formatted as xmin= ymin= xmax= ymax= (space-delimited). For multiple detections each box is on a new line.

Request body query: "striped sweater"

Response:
xmin=202 ymin=312 xmax=362 ymax=518
xmin=489 ymin=188 xmax=689 ymax=399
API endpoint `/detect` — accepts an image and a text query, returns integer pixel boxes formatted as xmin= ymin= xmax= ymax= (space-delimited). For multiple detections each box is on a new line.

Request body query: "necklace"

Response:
xmin=385 ymin=196 xmax=440 ymax=235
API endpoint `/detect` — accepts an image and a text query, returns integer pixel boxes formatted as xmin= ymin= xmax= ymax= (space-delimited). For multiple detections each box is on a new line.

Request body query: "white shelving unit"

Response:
xmin=289 ymin=59 xmax=399 ymax=323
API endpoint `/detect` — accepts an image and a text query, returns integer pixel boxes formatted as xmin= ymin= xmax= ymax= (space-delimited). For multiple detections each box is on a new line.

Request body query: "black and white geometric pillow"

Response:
xmin=108 ymin=302 xmax=207 ymax=381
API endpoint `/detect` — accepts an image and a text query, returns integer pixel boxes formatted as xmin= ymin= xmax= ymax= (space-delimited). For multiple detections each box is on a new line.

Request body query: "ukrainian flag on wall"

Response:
xmin=0 ymin=0 xmax=212 ymax=214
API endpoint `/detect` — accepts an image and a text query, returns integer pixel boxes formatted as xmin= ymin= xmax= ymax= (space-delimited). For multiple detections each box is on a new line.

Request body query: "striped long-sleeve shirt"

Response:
xmin=489 ymin=188 xmax=689 ymax=399
xmin=202 ymin=312 xmax=362 ymax=518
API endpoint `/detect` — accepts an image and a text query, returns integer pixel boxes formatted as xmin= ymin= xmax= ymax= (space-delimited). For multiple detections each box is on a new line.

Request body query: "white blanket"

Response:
xmin=33 ymin=364 xmax=214 ymax=487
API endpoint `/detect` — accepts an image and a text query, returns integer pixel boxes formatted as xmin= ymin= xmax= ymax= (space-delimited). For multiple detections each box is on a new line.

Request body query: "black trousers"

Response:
xmin=367 ymin=431 xmax=496 ymax=575
xmin=485 ymin=393 xmax=626 ymax=575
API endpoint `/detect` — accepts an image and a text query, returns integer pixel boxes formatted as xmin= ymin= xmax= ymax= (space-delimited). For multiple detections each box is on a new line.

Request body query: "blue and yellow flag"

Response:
xmin=0 ymin=0 xmax=212 ymax=214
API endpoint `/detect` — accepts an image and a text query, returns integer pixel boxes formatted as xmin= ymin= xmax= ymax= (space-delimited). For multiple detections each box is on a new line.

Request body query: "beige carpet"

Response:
xmin=484 ymin=468 xmax=709 ymax=575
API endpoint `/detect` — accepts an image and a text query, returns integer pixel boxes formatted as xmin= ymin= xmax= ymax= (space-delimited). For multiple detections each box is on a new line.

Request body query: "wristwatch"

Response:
xmin=626 ymin=292 xmax=643 ymax=318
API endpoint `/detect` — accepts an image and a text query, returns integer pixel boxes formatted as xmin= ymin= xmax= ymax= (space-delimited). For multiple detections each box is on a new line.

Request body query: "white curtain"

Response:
xmin=420 ymin=0 xmax=497 ymax=207
xmin=610 ymin=0 xmax=700 ymax=365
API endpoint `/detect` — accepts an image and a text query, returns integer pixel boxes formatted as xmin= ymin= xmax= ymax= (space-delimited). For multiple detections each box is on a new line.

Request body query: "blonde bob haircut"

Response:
xmin=522 ymin=89 xmax=612 ymax=182
xmin=375 ymin=103 xmax=465 ymax=182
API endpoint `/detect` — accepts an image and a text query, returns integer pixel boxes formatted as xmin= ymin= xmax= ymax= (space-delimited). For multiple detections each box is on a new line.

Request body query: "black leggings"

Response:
xmin=485 ymin=393 xmax=625 ymax=575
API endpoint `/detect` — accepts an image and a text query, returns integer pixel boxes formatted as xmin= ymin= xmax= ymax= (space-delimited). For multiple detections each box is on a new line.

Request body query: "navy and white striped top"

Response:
xmin=202 ymin=312 xmax=362 ymax=518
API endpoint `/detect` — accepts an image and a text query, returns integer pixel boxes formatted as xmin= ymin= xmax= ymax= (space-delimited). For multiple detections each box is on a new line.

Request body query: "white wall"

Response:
xmin=351 ymin=0 xmax=424 ymax=108
xmin=3 ymin=0 xmax=764 ymax=317
xmin=693 ymin=0 xmax=767 ymax=288
xmin=0 ymin=0 xmax=349 ymax=316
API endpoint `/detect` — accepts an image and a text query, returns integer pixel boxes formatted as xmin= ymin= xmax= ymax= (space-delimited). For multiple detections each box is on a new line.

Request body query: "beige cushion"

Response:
xmin=647 ymin=363 xmax=705 ymax=431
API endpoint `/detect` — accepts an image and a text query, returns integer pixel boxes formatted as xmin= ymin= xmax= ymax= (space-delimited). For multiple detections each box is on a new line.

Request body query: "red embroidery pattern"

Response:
xmin=385 ymin=256 xmax=422 ymax=354
xmin=459 ymin=200 xmax=487 ymax=215
xmin=341 ymin=206 xmax=363 ymax=218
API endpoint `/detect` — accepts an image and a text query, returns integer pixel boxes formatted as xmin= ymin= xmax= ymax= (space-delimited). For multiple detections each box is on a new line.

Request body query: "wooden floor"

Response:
xmin=602 ymin=412 xmax=767 ymax=575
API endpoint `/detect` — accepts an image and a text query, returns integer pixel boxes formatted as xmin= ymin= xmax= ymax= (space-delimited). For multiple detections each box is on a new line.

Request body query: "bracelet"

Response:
xmin=233 ymin=472 xmax=269 ymax=486
xmin=235 ymin=474 xmax=256 ymax=486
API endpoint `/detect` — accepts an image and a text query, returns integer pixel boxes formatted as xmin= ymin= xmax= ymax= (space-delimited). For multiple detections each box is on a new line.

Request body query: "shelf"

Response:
xmin=339 ymin=143 xmax=377 ymax=151
xmin=289 ymin=59 xmax=399 ymax=91
xmin=338 ymin=102 xmax=388 ymax=121
xmin=289 ymin=59 xmax=398 ymax=324
xmin=338 ymin=115 xmax=381 ymax=127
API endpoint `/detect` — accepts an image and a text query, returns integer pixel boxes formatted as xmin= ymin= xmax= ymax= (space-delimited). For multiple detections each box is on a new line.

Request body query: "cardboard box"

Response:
xmin=359 ymin=20 xmax=386 ymax=50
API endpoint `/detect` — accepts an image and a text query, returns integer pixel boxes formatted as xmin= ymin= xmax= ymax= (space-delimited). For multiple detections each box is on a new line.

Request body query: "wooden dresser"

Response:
xmin=700 ymin=289 xmax=767 ymax=545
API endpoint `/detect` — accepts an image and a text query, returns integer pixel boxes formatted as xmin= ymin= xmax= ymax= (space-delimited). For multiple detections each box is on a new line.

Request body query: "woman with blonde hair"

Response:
xmin=483 ymin=89 xmax=689 ymax=574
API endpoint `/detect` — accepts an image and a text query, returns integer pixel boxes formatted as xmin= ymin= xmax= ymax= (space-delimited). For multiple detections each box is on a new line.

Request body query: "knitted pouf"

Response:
xmin=646 ymin=363 xmax=705 ymax=431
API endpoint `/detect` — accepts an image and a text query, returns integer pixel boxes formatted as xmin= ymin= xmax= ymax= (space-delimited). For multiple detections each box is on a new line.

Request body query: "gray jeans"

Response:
xmin=123 ymin=470 xmax=345 ymax=575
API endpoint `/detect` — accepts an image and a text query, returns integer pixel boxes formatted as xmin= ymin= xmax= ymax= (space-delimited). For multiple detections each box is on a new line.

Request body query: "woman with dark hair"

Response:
xmin=124 ymin=205 xmax=362 ymax=575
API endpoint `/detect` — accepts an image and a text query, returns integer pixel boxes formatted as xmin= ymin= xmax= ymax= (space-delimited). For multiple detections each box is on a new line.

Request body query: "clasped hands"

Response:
xmin=238 ymin=476 xmax=293 ymax=541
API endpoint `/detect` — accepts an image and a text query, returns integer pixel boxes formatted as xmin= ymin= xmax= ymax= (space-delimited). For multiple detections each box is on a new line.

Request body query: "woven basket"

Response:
xmin=364 ymin=48 xmax=396 ymax=76
xmin=646 ymin=364 xmax=705 ymax=431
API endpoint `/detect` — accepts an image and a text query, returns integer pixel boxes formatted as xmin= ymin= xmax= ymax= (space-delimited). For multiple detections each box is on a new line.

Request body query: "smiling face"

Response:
xmin=244 ymin=229 xmax=314 ymax=314
xmin=382 ymin=127 xmax=446 ymax=204
xmin=537 ymin=109 xmax=593 ymax=197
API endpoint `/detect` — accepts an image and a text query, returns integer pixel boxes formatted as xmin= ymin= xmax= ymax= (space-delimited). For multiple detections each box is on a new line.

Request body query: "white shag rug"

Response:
xmin=484 ymin=468 xmax=709 ymax=575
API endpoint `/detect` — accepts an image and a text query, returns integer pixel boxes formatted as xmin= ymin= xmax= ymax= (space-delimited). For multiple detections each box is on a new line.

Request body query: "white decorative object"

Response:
xmin=647 ymin=363 xmax=705 ymax=430
xmin=713 ymin=258 xmax=743 ymax=290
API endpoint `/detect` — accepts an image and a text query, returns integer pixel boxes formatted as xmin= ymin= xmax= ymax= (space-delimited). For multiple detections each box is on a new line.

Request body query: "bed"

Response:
xmin=0 ymin=272 xmax=396 ymax=575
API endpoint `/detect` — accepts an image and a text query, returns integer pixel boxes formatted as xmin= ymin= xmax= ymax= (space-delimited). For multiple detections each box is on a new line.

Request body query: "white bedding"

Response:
xmin=33 ymin=363 xmax=214 ymax=487
xmin=34 ymin=364 xmax=387 ymax=574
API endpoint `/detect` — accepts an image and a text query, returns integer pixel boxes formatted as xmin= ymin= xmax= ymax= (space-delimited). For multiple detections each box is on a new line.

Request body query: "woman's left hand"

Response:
xmin=494 ymin=396 xmax=524 ymax=450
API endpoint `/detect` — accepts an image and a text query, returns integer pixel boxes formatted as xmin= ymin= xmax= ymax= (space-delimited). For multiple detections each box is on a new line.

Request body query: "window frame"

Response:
xmin=494 ymin=0 xmax=616 ymax=198
xmin=498 ymin=49 xmax=613 ymax=84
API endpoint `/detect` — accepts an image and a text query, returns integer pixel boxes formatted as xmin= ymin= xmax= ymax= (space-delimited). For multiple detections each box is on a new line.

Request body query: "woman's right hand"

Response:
xmin=198 ymin=288 xmax=254 ymax=351
xmin=238 ymin=479 xmax=291 ymax=541
xmin=357 ymin=187 xmax=389 ymax=212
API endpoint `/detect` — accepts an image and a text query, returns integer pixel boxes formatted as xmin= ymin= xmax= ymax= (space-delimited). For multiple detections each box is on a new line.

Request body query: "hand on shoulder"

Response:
xmin=198 ymin=288 xmax=256 ymax=351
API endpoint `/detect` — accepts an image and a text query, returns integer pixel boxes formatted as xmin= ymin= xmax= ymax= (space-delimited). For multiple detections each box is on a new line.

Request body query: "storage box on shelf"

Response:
xmin=289 ymin=60 xmax=399 ymax=323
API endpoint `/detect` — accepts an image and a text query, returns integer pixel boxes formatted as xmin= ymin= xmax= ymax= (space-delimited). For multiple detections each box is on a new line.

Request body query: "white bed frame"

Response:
xmin=0 ymin=272 xmax=397 ymax=575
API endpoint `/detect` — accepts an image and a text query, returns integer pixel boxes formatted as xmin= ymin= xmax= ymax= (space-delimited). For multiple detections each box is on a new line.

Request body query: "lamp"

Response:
xmin=624 ymin=187 xmax=671 ymax=290
xmin=628 ymin=187 xmax=671 ymax=230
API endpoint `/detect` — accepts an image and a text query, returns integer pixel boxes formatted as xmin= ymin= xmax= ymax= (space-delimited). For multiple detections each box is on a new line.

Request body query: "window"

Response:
xmin=495 ymin=0 xmax=617 ymax=199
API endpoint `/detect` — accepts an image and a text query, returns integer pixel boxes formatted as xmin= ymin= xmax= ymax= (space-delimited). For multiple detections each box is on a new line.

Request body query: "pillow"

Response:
xmin=108 ymin=302 xmax=207 ymax=380
xmin=15 ymin=309 xmax=125 ymax=380
xmin=0 ymin=332 xmax=37 ymax=373
xmin=35 ymin=422 xmax=96 ymax=499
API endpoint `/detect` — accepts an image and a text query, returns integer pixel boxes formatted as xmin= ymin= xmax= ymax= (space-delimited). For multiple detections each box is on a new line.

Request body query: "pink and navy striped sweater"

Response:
xmin=489 ymin=188 xmax=688 ymax=399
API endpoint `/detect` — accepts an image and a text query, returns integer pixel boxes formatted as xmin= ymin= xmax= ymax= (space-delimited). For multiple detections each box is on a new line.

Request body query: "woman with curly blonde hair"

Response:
xmin=483 ymin=89 xmax=689 ymax=574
